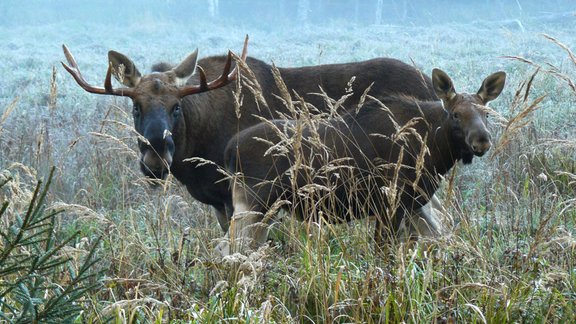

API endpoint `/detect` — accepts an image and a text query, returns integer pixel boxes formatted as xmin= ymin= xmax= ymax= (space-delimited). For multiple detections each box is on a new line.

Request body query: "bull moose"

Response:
xmin=221 ymin=68 xmax=506 ymax=254
xmin=61 ymin=36 xmax=444 ymax=237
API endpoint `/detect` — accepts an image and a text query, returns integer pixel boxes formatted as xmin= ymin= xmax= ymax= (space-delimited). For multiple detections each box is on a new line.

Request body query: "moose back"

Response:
xmin=62 ymin=37 xmax=440 ymax=233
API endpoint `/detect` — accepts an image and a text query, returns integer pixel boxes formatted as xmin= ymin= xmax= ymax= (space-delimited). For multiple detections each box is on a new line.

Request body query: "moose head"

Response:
xmin=61 ymin=37 xmax=248 ymax=179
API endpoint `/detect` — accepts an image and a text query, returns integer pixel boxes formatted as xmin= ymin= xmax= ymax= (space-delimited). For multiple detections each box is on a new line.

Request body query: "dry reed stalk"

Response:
xmin=99 ymin=297 xmax=169 ymax=319
xmin=88 ymin=132 xmax=139 ymax=159
xmin=504 ymin=34 xmax=576 ymax=94
xmin=413 ymin=133 xmax=429 ymax=192
xmin=49 ymin=66 xmax=58 ymax=111
xmin=235 ymin=52 xmax=268 ymax=113
xmin=355 ymin=82 xmax=374 ymax=114
xmin=49 ymin=202 xmax=110 ymax=224
xmin=384 ymin=147 xmax=405 ymax=222
xmin=491 ymin=69 xmax=545 ymax=158
xmin=263 ymin=199 xmax=291 ymax=225
xmin=271 ymin=64 xmax=295 ymax=117
xmin=181 ymin=156 xmax=220 ymax=169
xmin=555 ymin=171 xmax=576 ymax=186
xmin=100 ymin=118 xmax=136 ymax=134
xmin=0 ymin=164 xmax=43 ymax=228
xmin=34 ymin=67 xmax=61 ymax=167
xmin=0 ymin=96 xmax=19 ymax=135
xmin=233 ymin=69 xmax=244 ymax=120
xmin=541 ymin=33 xmax=576 ymax=68
xmin=291 ymin=95 xmax=314 ymax=192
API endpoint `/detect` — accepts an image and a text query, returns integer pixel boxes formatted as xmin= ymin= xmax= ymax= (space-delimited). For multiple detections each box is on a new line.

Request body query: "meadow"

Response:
xmin=0 ymin=2 xmax=575 ymax=322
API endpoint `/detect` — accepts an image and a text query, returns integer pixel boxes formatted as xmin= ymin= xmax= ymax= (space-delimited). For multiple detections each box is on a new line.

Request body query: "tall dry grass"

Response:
xmin=0 ymin=31 xmax=574 ymax=322
xmin=216 ymin=44 xmax=574 ymax=323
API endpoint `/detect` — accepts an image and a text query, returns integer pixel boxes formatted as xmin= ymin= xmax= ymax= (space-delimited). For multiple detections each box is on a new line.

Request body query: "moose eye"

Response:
xmin=133 ymin=104 xmax=141 ymax=117
xmin=172 ymin=104 xmax=181 ymax=116
xmin=452 ymin=112 xmax=459 ymax=120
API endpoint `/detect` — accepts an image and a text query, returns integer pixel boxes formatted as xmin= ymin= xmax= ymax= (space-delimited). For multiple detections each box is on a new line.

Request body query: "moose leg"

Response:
xmin=213 ymin=204 xmax=230 ymax=233
xmin=419 ymin=195 xmax=445 ymax=236
xmin=405 ymin=195 xmax=445 ymax=238
xmin=215 ymin=182 xmax=270 ymax=256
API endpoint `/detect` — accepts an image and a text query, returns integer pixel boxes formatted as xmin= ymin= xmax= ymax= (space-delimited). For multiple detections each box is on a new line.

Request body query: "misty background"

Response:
xmin=0 ymin=0 xmax=574 ymax=28
xmin=0 ymin=0 xmax=574 ymax=182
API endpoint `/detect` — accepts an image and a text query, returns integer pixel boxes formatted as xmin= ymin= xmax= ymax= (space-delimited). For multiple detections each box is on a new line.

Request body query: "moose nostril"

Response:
xmin=473 ymin=138 xmax=491 ymax=153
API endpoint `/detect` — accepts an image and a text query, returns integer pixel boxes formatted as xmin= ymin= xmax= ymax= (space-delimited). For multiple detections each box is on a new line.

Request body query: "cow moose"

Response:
xmin=222 ymin=68 xmax=506 ymax=254
xmin=61 ymin=36 xmax=443 ymax=238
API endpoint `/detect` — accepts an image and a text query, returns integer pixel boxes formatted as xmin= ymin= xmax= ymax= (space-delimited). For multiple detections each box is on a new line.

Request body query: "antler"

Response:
xmin=62 ymin=35 xmax=249 ymax=98
xmin=178 ymin=35 xmax=249 ymax=97
xmin=61 ymin=44 xmax=135 ymax=98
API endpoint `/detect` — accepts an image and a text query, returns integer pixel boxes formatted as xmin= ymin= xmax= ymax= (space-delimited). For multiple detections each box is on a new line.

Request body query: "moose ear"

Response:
xmin=477 ymin=71 xmax=506 ymax=103
xmin=108 ymin=50 xmax=142 ymax=87
xmin=432 ymin=68 xmax=457 ymax=103
xmin=172 ymin=49 xmax=199 ymax=85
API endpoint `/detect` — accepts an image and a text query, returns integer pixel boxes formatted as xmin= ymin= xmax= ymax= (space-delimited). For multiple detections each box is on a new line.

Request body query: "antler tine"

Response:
xmin=104 ymin=65 xmax=114 ymax=93
xmin=178 ymin=36 xmax=249 ymax=97
xmin=196 ymin=66 xmax=209 ymax=91
xmin=62 ymin=44 xmax=79 ymax=70
xmin=61 ymin=44 xmax=135 ymax=97
xmin=224 ymin=51 xmax=235 ymax=79
xmin=223 ymin=34 xmax=249 ymax=81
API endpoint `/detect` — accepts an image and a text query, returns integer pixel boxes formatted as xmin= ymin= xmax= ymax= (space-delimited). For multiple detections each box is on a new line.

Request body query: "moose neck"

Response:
xmin=177 ymin=92 xmax=224 ymax=161
xmin=427 ymin=109 xmax=466 ymax=177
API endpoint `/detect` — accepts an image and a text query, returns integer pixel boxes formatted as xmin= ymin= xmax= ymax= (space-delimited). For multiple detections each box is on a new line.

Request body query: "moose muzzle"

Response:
xmin=139 ymin=121 xmax=175 ymax=180
xmin=467 ymin=128 xmax=492 ymax=157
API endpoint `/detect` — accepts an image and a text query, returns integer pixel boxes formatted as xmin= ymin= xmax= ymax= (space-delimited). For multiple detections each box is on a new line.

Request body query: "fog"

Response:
xmin=0 ymin=0 xmax=574 ymax=28
xmin=0 ymin=0 xmax=574 ymax=166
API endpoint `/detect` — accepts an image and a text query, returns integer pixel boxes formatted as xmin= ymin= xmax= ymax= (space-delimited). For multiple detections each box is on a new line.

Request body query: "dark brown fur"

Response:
xmin=134 ymin=56 xmax=437 ymax=230
xmin=64 ymin=44 xmax=440 ymax=233
xmin=223 ymin=69 xmax=505 ymax=252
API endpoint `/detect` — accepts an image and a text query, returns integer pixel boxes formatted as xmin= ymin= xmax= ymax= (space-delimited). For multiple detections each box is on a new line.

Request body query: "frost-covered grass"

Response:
xmin=1 ymin=5 xmax=575 ymax=323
